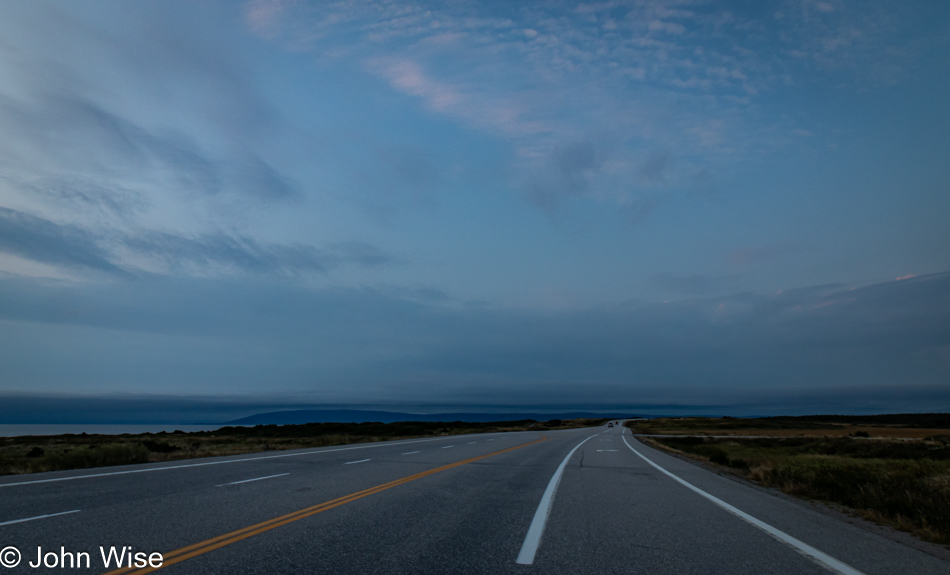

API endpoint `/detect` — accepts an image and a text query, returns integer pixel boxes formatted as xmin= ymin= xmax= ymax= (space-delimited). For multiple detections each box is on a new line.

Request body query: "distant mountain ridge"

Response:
xmin=225 ymin=409 xmax=634 ymax=425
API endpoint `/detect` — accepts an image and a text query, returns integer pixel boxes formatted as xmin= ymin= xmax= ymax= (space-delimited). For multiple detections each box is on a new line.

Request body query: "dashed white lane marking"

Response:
xmin=621 ymin=434 xmax=866 ymax=575
xmin=216 ymin=473 xmax=289 ymax=487
xmin=468 ymin=442 xmax=477 ymax=444
xmin=0 ymin=509 xmax=80 ymax=527
xmin=401 ymin=451 xmax=420 ymax=455
xmin=344 ymin=459 xmax=371 ymax=465
xmin=0 ymin=434 xmax=511 ymax=488
xmin=596 ymin=449 xmax=618 ymax=452
xmin=516 ymin=434 xmax=597 ymax=565
xmin=441 ymin=446 xmax=454 ymax=449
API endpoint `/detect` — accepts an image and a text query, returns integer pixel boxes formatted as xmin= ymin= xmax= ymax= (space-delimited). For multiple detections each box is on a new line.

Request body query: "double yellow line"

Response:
xmin=103 ymin=435 xmax=546 ymax=574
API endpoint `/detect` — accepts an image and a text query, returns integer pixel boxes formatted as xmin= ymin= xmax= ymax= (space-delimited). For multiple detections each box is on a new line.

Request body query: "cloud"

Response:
xmin=123 ymin=232 xmax=394 ymax=276
xmin=372 ymin=58 xmax=461 ymax=113
xmin=1 ymin=268 xmax=947 ymax=407
xmin=243 ymin=0 xmax=291 ymax=39
xmin=235 ymin=155 xmax=297 ymax=201
xmin=1 ymin=174 xmax=147 ymax=219
xmin=773 ymin=0 xmax=943 ymax=83
xmin=246 ymin=0 xmax=944 ymax=222
xmin=727 ymin=245 xmax=798 ymax=266
xmin=245 ymin=1 xmax=945 ymax=154
xmin=645 ymin=272 xmax=732 ymax=296
xmin=0 ymin=207 xmax=126 ymax=275
xmin=366 ymin=56 xmax=550 ymax=141
xmin=0 ymin=91 xmax=300 ymax=202
xmin=639 ymin=152 xmax=671 ymax=182
xmin=0 ymin=1 xmax=298 ymax=233
xmin=648 ymin=20 xmax=686 ymax=35
xmin=0 ymin=207 xmax=394 ymax=279
xmin=526 ymin=140 xmax=601 ymax=210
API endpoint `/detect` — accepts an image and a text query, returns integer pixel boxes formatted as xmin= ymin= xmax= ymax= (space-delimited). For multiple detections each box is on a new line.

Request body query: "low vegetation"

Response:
xmin=0 ymin=417 xmax=607 ymax=476
xmin=630 ymin=413 xmax=950 ymax=438
xmin=628 ymin=416 xmax=950 ymax=547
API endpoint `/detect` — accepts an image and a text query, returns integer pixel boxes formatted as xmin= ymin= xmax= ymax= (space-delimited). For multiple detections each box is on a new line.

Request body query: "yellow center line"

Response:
xmin=102 ymin=435 xmax=547 ymax=575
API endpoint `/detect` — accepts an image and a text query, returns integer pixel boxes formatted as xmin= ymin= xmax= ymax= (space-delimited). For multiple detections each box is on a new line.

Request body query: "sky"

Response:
xmin=1 ymin=0 xmax=948 ymax=418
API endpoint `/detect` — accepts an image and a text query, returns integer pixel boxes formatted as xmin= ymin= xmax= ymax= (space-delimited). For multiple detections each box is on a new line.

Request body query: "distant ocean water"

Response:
xmin=0 ymin=424 xmax=227 ymax=437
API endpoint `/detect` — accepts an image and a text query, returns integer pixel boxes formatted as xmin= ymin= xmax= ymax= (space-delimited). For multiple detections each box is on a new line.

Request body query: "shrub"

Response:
xmin=708 ymin=448 xmax=730 ymax=466
xmin=651 ymin=435 xmax=950 ymax=545
xmin=141 ymin=440 xmax=178 ymax=453
xmin=729 ymin=458 xmax=750 ymax=470
xmin=44 ymin=443 xmax=150 ymax=470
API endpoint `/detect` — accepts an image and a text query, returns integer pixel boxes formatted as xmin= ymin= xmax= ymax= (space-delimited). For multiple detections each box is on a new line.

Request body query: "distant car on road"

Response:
xmin=608 ymin=422 xmax=613 ymax=428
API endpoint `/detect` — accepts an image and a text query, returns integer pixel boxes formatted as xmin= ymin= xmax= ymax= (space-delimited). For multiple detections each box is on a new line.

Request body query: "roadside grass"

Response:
xmin=629 ymin=413 xmax=950 ymax=439
xmin=0 ymin=417 xmax=607 ymax=476
xmin=629 ymin=417 xmax=950 ymax=547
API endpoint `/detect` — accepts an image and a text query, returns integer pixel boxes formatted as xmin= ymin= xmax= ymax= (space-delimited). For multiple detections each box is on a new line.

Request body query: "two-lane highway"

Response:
xmin=1 ymin=424 xmax=947 ymax=574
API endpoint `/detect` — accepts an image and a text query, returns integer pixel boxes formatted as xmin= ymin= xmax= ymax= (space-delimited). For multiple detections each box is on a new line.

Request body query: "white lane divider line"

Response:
xmin=516 ymin=434 xmax=597 ymax=565
xmin=441 ymin=446 xmax=454 ymax=449
xmin=486 ymin=439 xmax=494 ymax=441
xmin=401 ymin=451 xmax=420 ymax=455
xmin=621 ymin=435 xmax=866 ymax=575
xmin=468 ymin=442 xmax=477 ymax=444
xmin=0 ymin=434 xmax=512 ymax=489
xmin=344 ymin=459 xmax=371 ymax=465
xmin=216 ymin=473 xmax=289 ymax=487
xmin=597 ymin=449 xmax=618 ymax=452
xmin=0 ymin=509 xmax=80 ymax=527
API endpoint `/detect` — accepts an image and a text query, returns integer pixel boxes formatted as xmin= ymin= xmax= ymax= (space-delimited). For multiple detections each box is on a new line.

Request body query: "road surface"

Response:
xmin=0 ymin=424 xmax=946 ymax=574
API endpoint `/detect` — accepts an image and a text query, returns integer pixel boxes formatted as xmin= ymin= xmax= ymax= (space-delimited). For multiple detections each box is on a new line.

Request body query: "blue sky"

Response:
xmin=1 ymin=1 xmax=948 ymax=416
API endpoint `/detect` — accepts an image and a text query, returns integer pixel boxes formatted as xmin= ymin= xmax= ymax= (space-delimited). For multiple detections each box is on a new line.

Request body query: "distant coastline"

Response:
xmin=224 ymin=409 xmax=637 ymax=425
xmin=0 ymin=424 xmax=228 ymax=438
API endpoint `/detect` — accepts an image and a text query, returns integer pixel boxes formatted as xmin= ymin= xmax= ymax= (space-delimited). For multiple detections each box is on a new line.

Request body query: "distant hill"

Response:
xmin=225 ymin=409 xmax=634 ymax=425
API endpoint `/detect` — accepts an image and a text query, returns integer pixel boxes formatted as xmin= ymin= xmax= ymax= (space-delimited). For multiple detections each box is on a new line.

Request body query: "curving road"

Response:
xmin=0 ymin=424 xmax=946 ymax=574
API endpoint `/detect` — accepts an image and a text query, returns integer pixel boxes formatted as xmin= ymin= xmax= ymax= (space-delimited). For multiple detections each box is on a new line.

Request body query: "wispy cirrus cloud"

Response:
xmin=0 ymin=2 xmax=301 ymax=252
xmin=0 ymin=92 xmax=297 ymax=203
xmin=0 ymin=207 xmax=127 ymax=276
xmin=0 ymin=207 xmax=394 ymax=278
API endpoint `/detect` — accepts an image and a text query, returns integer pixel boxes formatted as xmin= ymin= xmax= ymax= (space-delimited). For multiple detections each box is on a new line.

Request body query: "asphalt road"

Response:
xmin=0 ymin=424 xmax=946 ymax=574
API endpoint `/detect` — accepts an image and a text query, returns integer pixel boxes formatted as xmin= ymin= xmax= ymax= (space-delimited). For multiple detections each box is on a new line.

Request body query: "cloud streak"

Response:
xmin=0 ymin=207 xmax=125 ymax=275
xmin=1 ymin=270 xmax=946 ymax=407
xmin=0 ymin=207 xmax=394 ymax=278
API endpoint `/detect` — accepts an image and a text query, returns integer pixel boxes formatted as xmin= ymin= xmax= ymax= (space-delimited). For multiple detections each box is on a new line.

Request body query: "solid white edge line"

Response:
xmin=216 ymin=473 xmax=289 ymax=487
xmin=621 ymin=434 xmax=866 ymax=575
xmin=515 ymin=434 xmax=597 ymax=565
xmin=344 ymin=459 xmax=371 ymax=465
xmin=0 ymin=432 xmax=516 ymax=488
xmin=0 ymin=509 xmax=80 ymax=526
